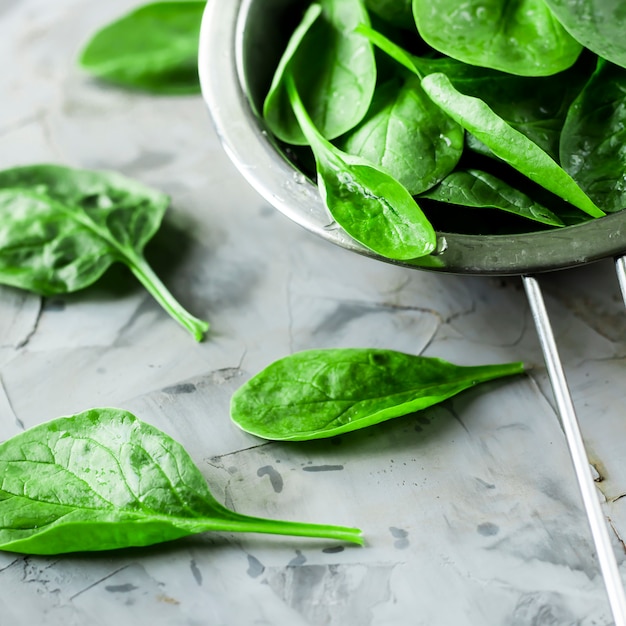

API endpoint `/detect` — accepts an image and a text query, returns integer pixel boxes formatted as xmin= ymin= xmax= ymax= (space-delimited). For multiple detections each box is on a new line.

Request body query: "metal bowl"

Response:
xmin=198 ymin=0 xmax=626 ymax=276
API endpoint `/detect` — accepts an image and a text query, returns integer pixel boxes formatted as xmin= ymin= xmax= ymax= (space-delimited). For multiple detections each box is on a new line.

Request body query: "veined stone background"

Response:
xmin=1 ymin=1 xmax=626 ymax=624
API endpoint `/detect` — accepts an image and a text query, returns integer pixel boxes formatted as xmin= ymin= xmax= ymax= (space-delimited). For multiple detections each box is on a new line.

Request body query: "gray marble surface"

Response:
xmin=2 ymin=1 xmax=626 ymax=624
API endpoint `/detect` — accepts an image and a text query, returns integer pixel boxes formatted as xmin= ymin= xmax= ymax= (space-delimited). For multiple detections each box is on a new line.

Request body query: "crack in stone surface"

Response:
xmin=206 ymin=440 xmax=273 ymax=465
xmin=69 ymin=564 xmax=132 ymax=601
xmin=609 ymin=493 xmax=626 ymax=504
xmin=15 ymin=298 xmax=44 ymax=350
xmin=608 ymin=518 xmax=626 ymax=555
xmin=447 ymin=404 xmax=470 ymax=435
xmin=0 ymin=556 xmax=21 ymax=573
xmin=525 ymin=371 xmax=557 ymax=414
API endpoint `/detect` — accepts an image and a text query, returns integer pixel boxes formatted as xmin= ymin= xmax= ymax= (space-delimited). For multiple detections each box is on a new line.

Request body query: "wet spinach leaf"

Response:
xmin=79 ymin=1 xmax=205 ymax=94
xmin=411 ymin=57 xmax=593 ymax=161
xmin=420 ymin=73 xmax=605 ymax=219
xmin=339 ymin=74 xmax=464 ymax=195
xmin=264 ymin=0 xmax=376 ymax=145
xmin=0 ymin=164 xmax=208 ymax=341
xmin=560 ymin=60 xmax=626 ymax=213
xmin=287 ymin=72 xmax=436 ymax=259
xmin=356 ymin=24 xmax=593 ymax=159
xmin=542 ymin=0 xmax=626 ymax=70
xmin=0 ymin=408 xmax=362 ymax=554
xmin=412 ymin=0 xmax=582 ymax=76
xmin=231 ymin=348 xmax=525 ymax=441
xmin=420 ymin=169 xmax=565 ymax=227
xmin=265 ymin=5 xmax=434 ymax=259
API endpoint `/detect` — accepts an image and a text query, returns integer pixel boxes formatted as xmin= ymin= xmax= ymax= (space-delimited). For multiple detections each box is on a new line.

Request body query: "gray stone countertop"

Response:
xmin=1 ymin=1 xmax=626 ymax=624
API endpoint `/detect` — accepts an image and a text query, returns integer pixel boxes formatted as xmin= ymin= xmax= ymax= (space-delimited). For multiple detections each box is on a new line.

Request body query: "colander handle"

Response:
xmin=615 ymin=257 xmax=626 ymax=307
xmin=523 ymin=275 xmax=626 ymax=625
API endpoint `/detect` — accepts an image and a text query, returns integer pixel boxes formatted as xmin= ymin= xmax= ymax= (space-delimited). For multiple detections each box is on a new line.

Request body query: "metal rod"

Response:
xmin=522 ymin=274 xmax=626 ymax=625
xmin=615 ymin=256 xmax=626 ymax=307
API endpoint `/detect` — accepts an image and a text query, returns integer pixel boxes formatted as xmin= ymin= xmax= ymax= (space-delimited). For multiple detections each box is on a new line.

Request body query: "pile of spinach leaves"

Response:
xmin=263 ymin=0 xmax=626 ymax=258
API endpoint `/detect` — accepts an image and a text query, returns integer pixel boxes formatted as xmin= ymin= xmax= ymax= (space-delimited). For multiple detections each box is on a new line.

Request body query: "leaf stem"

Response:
xmin=195 ymin=514 xmax=364 ymax=545
xmin=126 ymin=253 xmax=209 ymax=341
xmin=285 ymin=71 xmax=335 ymax=158
xmin=354 ymin=24 xmax=425 ymax=79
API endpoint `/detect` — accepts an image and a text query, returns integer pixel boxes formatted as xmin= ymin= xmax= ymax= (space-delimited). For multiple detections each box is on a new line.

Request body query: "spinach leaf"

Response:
xmin=0 ymin=408 xmax=362 ymax=554
xmin=79 ymin=1 xmax=205 ymax=94
xmin=356 ymin=24 xmax=593 ymax=159
xmin=410 ymin=57 xmax=594 ymax=161
xmin=286 ymin=72 xmax=436 ymax=260
xmin=560 ymin=60 xmax=626 ymax=213
xmin=412 ymin=0 xmax=582 ymax=76
xmin=542 ymin=0 xmax=626 ymax=70
xmin=339 ymin=75 xmax=464 ymax=195
xmin=230 ymin=348 xmax=525 ymax=441
xmin=0 ymin=164 xmax=209 ymax=341
xmin=263 ymin=0 xmax=377 ymax=144
xmin=365 ymin=0 xmax=413 ymax=27
xmin=420 ymin=73 xmax=605 ymax=219
xmin=464 ymin=133 xmax=495 ymax=159
xmin=420 ymin=169 xmax=565 ymax=227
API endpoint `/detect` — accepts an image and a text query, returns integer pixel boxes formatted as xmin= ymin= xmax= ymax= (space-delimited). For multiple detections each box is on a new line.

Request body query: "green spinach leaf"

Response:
xmin=560 ymin=60 xmax=626 ymax=213
xmin=542 ymin=0 xmax=626 ymax=70
xmin=231 ymin=348 xmax=525 ymax=440
xmin=287 ymin=73 xmax=436 ymax=260
xmin=356 ymin=24 xmax=593 ymax=159
xmin=0 ymin=164 xmax=209 ymax=341
xmin=365 ymin=0 xmax=413 ymax=27
xmin=420 ymin=73 xmax=605 ymax=219
xmin=410 ymin=57 xmax=593 ymax=161
xmin=263 ymin=0 xmax=377 ymax=144
xmin=339 ymin=75 xmax=464 ymax=195
xmin=412 ymin=0 xmax=582 ymax=76
xmin=79 ymin=1 xmax=205 ymax=94
xmin=420 ymin=169 xmax=565 ymax=227
xmin=0 ymin=408 xmax=362 ymax=554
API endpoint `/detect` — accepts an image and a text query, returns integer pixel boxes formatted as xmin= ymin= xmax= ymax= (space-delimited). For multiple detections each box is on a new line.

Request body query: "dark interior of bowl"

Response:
xmin=238 ymin=0 xmax=310 ymax=118
xmin=233 ymin=0 xmax=626 ymax=274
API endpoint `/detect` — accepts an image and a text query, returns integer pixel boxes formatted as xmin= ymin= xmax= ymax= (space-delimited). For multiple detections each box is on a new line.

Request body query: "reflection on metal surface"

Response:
xmin=615 ymin=255 xmax=626 ymax=306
